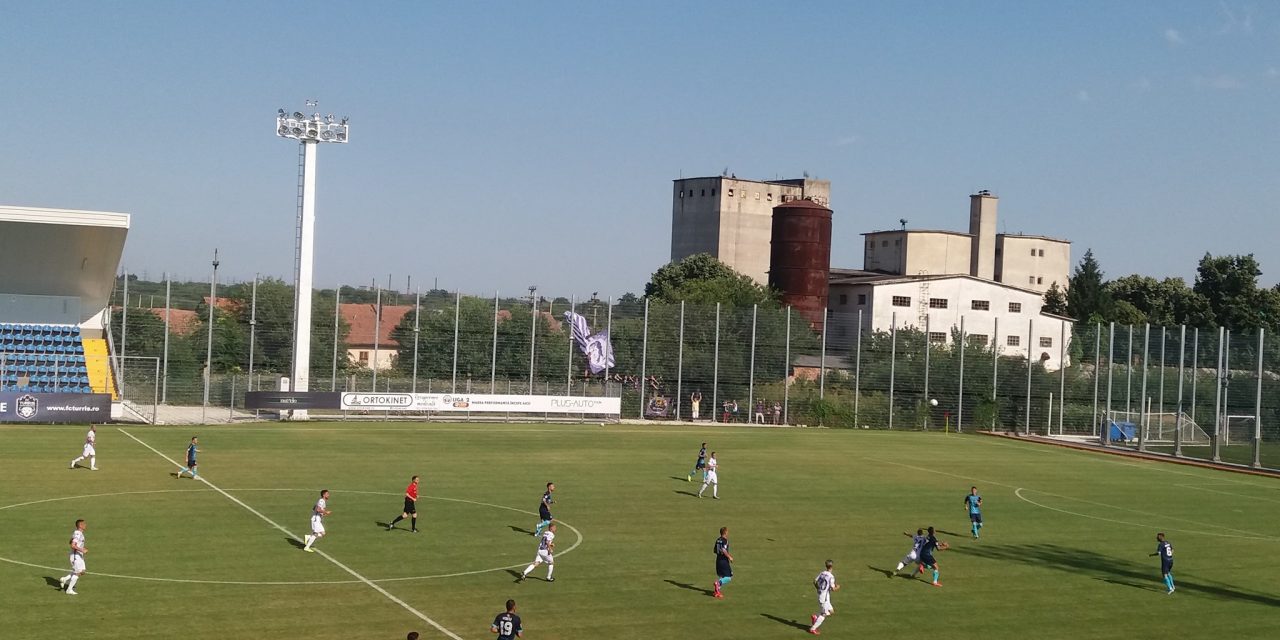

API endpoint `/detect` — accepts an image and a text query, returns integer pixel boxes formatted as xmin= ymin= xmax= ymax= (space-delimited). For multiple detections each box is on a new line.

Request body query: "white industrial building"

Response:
xmin=828 ymin=190 xmax=1074 ymax=369
xmin=827 ymin=271 xmax=1074 ymax=369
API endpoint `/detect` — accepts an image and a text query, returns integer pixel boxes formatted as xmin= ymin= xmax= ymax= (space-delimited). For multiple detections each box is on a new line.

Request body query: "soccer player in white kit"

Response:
xmin=69 ymin=426 xmax=97 ymax=471
xmin=59 ymin=519 xmax=88 ymax=595
xmin=808 ymin=559 xmax=839 ymax=635
xmin=697 ymin=452 xmax=719 ymax=499
xmin=517 ymin=523 xmax=555 ymax=582
xmin=303 ymin=489 xmax=330 ymax=552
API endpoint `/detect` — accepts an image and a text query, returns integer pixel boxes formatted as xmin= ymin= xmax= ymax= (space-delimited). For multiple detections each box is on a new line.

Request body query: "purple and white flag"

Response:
xmin=563 ymin=311 xmax=616 ymax=374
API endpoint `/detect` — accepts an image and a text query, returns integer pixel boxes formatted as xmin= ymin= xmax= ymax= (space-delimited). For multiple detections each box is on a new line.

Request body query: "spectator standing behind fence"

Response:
xmin=754 ymin=400 xmax=765 ymax=424
xmin=730 ymin=400 xmax=739 ymax=422
xmin=773 ymin=400 xmax=782 ymax=425
xmin=722 ymin=400 xmax=731 ymax=423
xmin=691 ymin=390 xmax=702 ymax=421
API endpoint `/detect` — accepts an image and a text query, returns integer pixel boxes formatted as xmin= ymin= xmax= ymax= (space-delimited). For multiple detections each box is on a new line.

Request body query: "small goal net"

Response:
xmin=1107 ymin=410 xmax=1211 ymax=446
xmin=1223 ymin=415 xmax=1256 ymax=446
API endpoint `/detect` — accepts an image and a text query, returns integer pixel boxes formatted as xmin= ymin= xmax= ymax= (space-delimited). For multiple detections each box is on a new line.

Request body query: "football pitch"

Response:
xmin=1 ymin=423 xmax=1277 ymax=639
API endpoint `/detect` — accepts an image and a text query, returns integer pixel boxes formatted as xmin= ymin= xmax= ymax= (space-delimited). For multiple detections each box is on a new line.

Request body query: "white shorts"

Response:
xmin=901 ymin=549 xmax=919 ymax=565
xmin=70 ymin=553 xmax=85 ymax=574
xmin=82 ymin=444 xmax=96 ymax=457
xmin=310 ymin=517 xmax=325 ymax=535
xmin=817 ymin=597 xmax=833 ymax=616
xmin=533 ymin=549 xmax=553 ymax=565
xmin=704 ymin=472 xmax=718 ymax=485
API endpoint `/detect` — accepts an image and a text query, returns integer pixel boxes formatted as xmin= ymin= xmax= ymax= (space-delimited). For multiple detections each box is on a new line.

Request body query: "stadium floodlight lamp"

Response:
xmin=277 ymin=108 xmax=349 ymax=144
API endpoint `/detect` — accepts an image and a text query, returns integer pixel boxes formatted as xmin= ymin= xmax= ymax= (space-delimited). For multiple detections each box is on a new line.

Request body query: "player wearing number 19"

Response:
xmin=1150 ymin=533 xmax=1175 ymax=594
xmin=490 ymin=599 xmax=523 ymax=639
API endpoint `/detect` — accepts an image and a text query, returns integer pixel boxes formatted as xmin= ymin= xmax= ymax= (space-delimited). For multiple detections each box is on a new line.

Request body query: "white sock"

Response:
xmin=89 ymin=456 xmax=96 ymax=468
xmin=895 ymin=562 xmax=905 ymax=571
xmin=546 ymin=564 xmax=554 ymax=579
xmin=60 ymin=573 xmax=71 ymax=585
xmin=303 ymin=535 xmax=313 ymax=547
xmin=522 ymin=564 xmax=535 ymax=577
xmin=698 ymin=483 xmax=708 ymax=496
xmin=812 ymin=614 xmax=826 ymax=630
xmin=713 ymin=485 xmax=718 ymax=498
xmin=71 ymin=456 xmax=83 ymax=465
xmin=68 ymin=575 xmax=79 ymax=589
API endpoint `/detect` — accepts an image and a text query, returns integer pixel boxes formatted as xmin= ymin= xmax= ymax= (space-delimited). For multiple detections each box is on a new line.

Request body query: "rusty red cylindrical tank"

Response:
xmin=768 ymin=198 xmax=832 ymax=330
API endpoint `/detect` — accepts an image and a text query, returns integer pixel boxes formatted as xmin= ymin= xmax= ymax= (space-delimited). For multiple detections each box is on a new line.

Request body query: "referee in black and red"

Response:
xmin=387 ymin=475 xmax=420 ymax=533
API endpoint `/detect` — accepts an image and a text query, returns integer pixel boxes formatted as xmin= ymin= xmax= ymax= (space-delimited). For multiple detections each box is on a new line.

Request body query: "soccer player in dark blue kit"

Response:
xmin=1150 ymin=532 xmax=1175 ymax=594
xmin=176 ymin=436 xmax=199 ymax=479
xmin=533 ymin=482 xmax=555 ymax=537
xmin=687 ymin=442 xmax=708 ymax=482
xmin=712 ymin=526 xmax=734 ymax=598
xmin=965 ymin=486 xmax=983 ymax=539
xmin=919 ymin=526 xmax=949 ymax=587
xmin=490 ymin=599 xmax=523 ymax=638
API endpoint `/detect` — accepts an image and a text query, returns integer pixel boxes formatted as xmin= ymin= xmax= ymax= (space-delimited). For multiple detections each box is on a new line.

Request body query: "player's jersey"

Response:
xmin=815 ymin=570 xmax=836 ymax=599
xmin=1156 ymin=540 xmax=1173 ymax=562
xmin=965 ymin=494 xmax=982 ymax=514
xmin=538 ymin=530 xmax=555 ymax=551
xmin=70 ymin=529 xmax=85 ymax=557
xmin=85 ymin=430 xmax=96 ymax=445
xmin=541 ymin=491 xmax=554 ymax=508
xmin=706 ymin=457 xmax=718 ymax=473
xmin=313 ymin=498 xmax=327 ymax=520
xmin=186 ymin=443 xmax=198 ymax=462
xmin=911 ymin=534 xmax=928 ymax=552
xmin=492 ymin=612 xmax=523 ymax=640
xmin=406 ymin=482 xmax=418 ymax=501
xmin=697 ymin=446 xmax=707 ymax=461
xmin=920 ymin=534 xmax=940 ymax=558
xmin=714 ymin=536 xmax=729 ymax=558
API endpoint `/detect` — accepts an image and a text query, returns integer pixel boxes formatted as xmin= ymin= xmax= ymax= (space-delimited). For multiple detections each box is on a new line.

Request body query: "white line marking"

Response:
xmin=1013 ymin=488 xmax=1278 ymax=542
xmin=1174 ymin=484 xmax=1280 ymax=505
xmin=0 ymin=488 xmax=584 ymax=585
xmin=117 ymin=428 xmax=464 ymax=639
xmin=865 ymin=456 xmax=1277 ymax=540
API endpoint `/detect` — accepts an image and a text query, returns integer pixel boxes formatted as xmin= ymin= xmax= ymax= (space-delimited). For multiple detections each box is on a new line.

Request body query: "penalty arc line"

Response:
xmin=117 ymin=428 xmax=464 ymax=640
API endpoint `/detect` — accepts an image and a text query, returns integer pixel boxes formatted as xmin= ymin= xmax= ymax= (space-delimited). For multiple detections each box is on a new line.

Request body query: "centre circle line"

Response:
xmin=0 ymin=488 xmax=585 ymax=585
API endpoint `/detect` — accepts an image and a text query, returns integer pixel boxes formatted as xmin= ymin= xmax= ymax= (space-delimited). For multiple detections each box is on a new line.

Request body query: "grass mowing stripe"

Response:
xmin=116 ymin=428 xmax=466 ymax=640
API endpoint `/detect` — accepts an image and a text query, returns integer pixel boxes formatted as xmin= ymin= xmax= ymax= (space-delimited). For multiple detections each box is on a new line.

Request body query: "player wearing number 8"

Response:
xmin=1150 ymin=533 xmax=1175 ymax=594
xmin=490 ymin=599 xmax=523 ymax=638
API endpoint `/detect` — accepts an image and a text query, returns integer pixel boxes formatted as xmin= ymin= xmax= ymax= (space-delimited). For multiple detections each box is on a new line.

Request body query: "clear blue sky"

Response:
xmin=2 ymin=1 xmax=1276 ymax=299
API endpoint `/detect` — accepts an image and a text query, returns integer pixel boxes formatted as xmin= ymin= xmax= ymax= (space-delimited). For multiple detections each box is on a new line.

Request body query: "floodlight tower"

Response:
xmin=276 ymin=104 xmax=348 ymax=419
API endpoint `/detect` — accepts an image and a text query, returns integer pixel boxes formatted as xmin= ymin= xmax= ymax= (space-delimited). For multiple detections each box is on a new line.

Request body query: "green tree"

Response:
xmin=1193 ymin=253 xmax=1280 ymax=331
xmin=1066 ymin=249 xmax=1109 ymax=322
xmin=644 ymin=254 xmax=777 ymax=306
xmin=1106 ymin=275 xmax=1213 ymax=327
xmin=1042 ymin=282 xmax=1068 ymax=316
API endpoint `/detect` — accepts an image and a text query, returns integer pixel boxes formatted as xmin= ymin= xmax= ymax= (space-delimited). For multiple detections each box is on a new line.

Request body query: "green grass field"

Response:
xmin=1 ymin=422 xmax=1277 ymax=639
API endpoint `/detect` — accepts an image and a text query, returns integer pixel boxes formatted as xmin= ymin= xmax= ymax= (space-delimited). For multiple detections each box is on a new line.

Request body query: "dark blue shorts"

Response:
xmin=1161 ymin=561 xmax=1173 ymax=574
xmin=695 ymin=460 xmax=706 ymax=469
xmin=970 ymin=512 xmax=983 ymax=523
xmin=539 ymin=508 xmax=552 ymax=521
xmin=920 ymin=555 xmax=937 ymax=567
xmin=716 ymin=560 xmax=733 ymax=578
xmin=187 ymin=459 xmax=197 ymax=468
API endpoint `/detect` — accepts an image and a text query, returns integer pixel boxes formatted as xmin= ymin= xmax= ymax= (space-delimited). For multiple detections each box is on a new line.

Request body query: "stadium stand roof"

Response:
xmin=0 ymin=205 xmax=130 ymax=324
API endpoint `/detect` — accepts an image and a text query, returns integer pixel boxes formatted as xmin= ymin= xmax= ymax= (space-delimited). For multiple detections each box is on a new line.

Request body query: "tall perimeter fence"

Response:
xmin=107 ymin=281 xmax=1280 ymax=470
